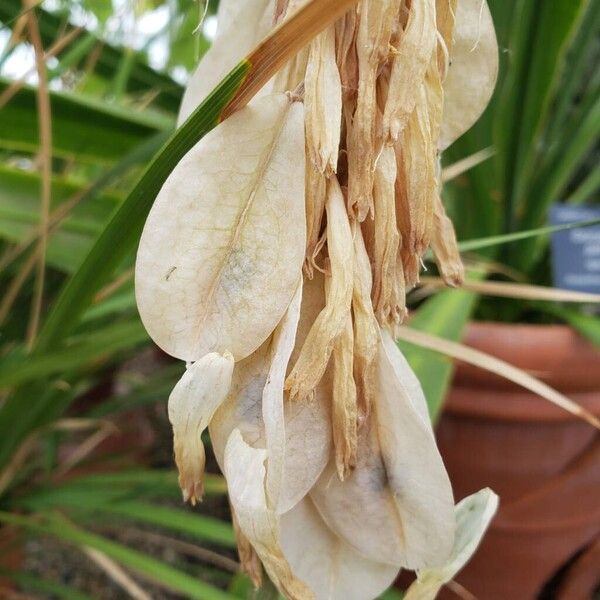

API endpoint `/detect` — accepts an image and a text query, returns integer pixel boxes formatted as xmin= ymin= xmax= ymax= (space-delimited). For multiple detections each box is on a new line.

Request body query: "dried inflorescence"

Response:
xmin=135 ymin=1 xmax=498 ymax=598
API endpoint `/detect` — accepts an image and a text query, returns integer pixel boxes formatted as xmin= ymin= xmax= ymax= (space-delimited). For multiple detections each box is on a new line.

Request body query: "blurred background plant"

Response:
xmin=0 ymin=0 xmax=598 ymax=598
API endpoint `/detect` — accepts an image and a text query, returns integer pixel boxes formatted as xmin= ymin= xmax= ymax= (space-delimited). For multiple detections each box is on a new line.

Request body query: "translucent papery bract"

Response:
xmin=225 ymin=430 xmax=314 ymax=600
xmin=168 ymin=352 xmax=234 ymax=504
xmin=280 ymin=497 xmax=399 ymax=600
xmin=311 ymin=329 xmax=454 ymax=570
xmin=439 ymin=0 xmax=498 ymax=150
xmin=135 ymin=93 xmax=306 ymax=362
xmin=304 ymin=25 xmax=343 ymax=175
xmin=177 ymin=0 xmax=273 ymax=124
xmin=404 ymin=488 xmax=499 ymax=600
xmin=286 ymin=177 xmax=354 ymax=400
xmin=382 ymin=0 xmax=437 ymax=143
xmin=347 ymin=0 xmax=400 ymax=220
xmin=210 ymin=274 xmax=332 ymax=514
xmin=351 ymin=223 xmax=380 ymax=422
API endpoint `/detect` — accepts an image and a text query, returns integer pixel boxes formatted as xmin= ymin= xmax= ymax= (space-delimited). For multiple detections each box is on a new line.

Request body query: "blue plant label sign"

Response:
xmin=550 ymin=204 xmax=600 ymax=294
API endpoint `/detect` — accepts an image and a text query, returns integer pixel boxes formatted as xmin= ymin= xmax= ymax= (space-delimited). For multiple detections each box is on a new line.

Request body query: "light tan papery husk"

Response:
xmin=304 ymin=24 xmax=343 ymax=175
xmin=382 ymin=0 xmax=437 ymax=143
xmin=351 ymin=222 xmax=380 ymax=422
xmin=431 ymin=190 xmax=464 ymax=287
xmin=347 ymin=0 xmax=400 ymax=220
xmin=225 ymin=430 xmax=314 ymax=600
xmin=285 ymin=176 xmax=354 ymax=401
xmin=168 ymin=352 xmax=234 ymax=504
xmin=231 ymin=504 xmax=263 ymax=588
xmin=371 ymin=144 xmax=402 ymax=325
xmin=330 ymin=291 xmax=358 ymax=481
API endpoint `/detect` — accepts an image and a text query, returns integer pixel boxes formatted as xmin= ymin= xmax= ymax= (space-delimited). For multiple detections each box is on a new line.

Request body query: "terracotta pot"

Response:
xmin=436 ymin=322 xmax=600 ymax=599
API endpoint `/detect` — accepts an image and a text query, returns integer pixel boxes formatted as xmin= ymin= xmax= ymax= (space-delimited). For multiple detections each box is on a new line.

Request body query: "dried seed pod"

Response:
xmin=404 ymin=489 xmax=499 ymax=600
xmin=286 ymin=177 xmax=353 ymax=401
xmin=210 ymin=274 xmax=332 ymax=514
xmin=231 ymin=505 xmax=263 ymax=588
xmin=347 ymin=0 xmax=401 ymax=220
xmin=371 ymin=145 xmax=401 ymax=323
xmin=168 ymin=352 xmax=234 ymax=504
xmin=382 ymin=0 xmax=437 ymax=143
xmin=136 ymin=93 xmax=306 ymax=362
xmin=351 ymin=223 xmax=379 ymax=422
xmin=397 ymin=87 xmax=436 ymax=279
xmin=304 ymin=161 xmax=327 ymax=278
xmin=280 ymin=497 xmax=399 ymax=600
xmin=331 ymin=304 xmax=358 ymax=481
xmin=305 ymin=25 xmax=343 ymax=175
xmin=310 ymin=330 xmax=454 ymax=570
xmin=225 ymin=430 xmax=314 ymax=600
xmin=431 ymin=192 xmax=464 ymax=287
xmin=263 ymin=282 xmax=303 ymax=509
xmin=439 ymin=0 xmax=498 ymax=150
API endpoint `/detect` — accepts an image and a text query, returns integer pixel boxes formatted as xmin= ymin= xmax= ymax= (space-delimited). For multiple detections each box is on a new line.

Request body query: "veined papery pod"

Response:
xmin=330 ymin=290 xmax=358 ymax=481
xmin=431 ymin=191 xmax=464 ymax=287
xmin=286 ymin=176 xmax=354 ymax=401
xmin=135 ymin=93 xmax=306 ymax=362
xmin=168 ymin=352 xmax=234 ymax=504
xmin=177 ymin=0 xmax=273 ymax=124
xmin=351 ymin=223 xmax=379 ymax=422
xmin=305 ymin=25 xmax=343 ymax=175
xmin=347 ymin=0 xmax=401 ymax=220
xmin=225 ymin=429 xmax=314 ymax=600
xmin=371 ymin=145 xmax=401 ymax=324
xmin=210 ymin=273 xmax=332 ymax=514
xmin=304 ymin=160 xmax=327 ymax=278
xmin=311 ymin=330 xmax=454 ymax=570
xmin=399 ymin=86 xmax=436 ymax=271
xmin=280 ymin=497 xmax=399 ymax=600
xmin=382 ymin=0 xmax=437 ymax=143
xmin=439 ymin=0 xmax=498 ymax=150
xmin=404 ymin=488 xmax=499 ymax=600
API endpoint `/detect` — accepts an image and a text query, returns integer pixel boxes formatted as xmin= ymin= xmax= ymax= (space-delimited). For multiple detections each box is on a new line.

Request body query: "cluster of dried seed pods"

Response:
xmin=135 ymin=1 xmax=498 ymax=598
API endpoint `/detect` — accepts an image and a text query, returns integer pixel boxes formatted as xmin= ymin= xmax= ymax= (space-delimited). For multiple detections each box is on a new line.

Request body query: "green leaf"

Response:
xmin=102 ymin=501 xmax=236 ymax=548
xmin=0 ymin=320 xmax=148 ymax=389
xmin=456 ymin=218 xmax=600 ymax=253
xmin=512 ymin=0 xmax=590 ymax=204
xmin=400 ymin=286 xmax=478 ymax=420
xmin=0 ymin=512 xmax=237 ymax=600
xmin=0 ymin=570 xmax=94 ymax=600
xmin=0 ymin=78 xmax=173 ymax=162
